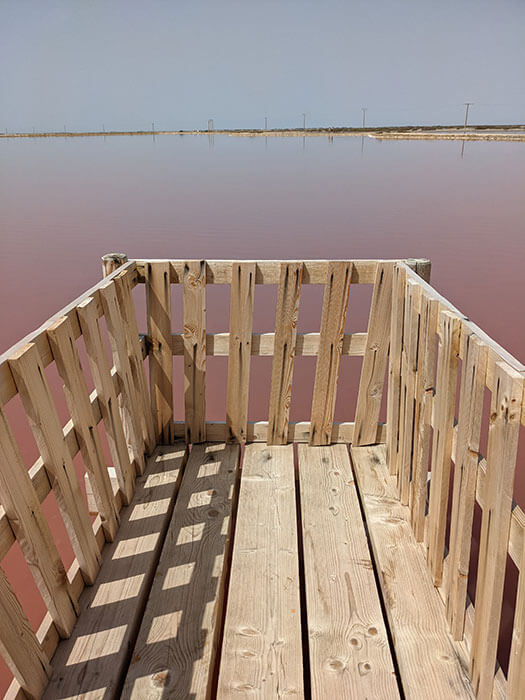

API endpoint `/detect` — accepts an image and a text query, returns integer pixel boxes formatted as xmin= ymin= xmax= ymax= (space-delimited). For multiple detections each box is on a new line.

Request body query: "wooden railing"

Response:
xmin=387 ymin=262 xmax=525 ymax=700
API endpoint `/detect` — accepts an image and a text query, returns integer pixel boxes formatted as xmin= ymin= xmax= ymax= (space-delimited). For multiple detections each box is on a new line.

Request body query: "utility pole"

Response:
xmin=264 ymin=116 xmax=268 ymax=130
xmin=152 ymin=121 xmax=155 ymax=133
xmin=302 ymin=113 xmax=306 ymax=130
xmin=362 ymin=107 xmax=367 ymax=129
xmin=463 ymin=103 xmax=473 ymax=129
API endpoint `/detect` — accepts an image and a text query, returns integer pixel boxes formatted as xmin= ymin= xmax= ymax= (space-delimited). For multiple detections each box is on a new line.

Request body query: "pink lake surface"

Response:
xmin=0 ymin=134 xmax=524 ymax=692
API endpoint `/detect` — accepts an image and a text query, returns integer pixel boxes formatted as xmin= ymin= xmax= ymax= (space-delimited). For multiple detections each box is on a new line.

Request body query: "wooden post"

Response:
xmin=183 ymin=260 xmax=206 ymax=443
xmin=101 ymin=253 xmax=128 ymax=278
xmin=386 ymin=264 xmax=406 ymax=476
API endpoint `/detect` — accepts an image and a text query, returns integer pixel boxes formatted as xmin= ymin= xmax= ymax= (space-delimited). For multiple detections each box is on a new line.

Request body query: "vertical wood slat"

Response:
xmin=226 ymin=262 xmax=256 ymax=443
xmin=445 ymin=333 xmax=487 ymax=640
xmin=0 ymin=565 xmax=50 ymax=700
xmin=76 ymin=297 xmax=136 ymax=504
xmin=398 ymin=280 xmax=421 ymax=505
xmin=386 ymin=264 xmax=406 ymax=476
xmin=426 ymin=310 xmax=460 ymax=585
xmin=100 ymin=280 xmax=145 ymax=474
xmin=410 ymin=294 xmax=439 ymax=541
xmin=183 ymin=260 xmax=206 ymax=443
xmin=267 ymin=262 xmax=303 ymax=445
xmin=8 ymin=343 xmax=102 ymax=585
xmin=508 ymin=537 xmax=525 ymax=699
xmin=0 ymin=406 xmax=77 ymax=638
xmin=309 ymin=261 xmax=352 ymax=446
xmin=114 ymin=269 xmax=156 ymax=454
xmin=47 ymin=315 xmax=119 ymax=542
xmin=470 ymin=363 xmax=523 ymax=700
xmin=354 ymin=261 xmax=394 ymax=446
xmin=146 ymin=261 xmax=174 ymax=444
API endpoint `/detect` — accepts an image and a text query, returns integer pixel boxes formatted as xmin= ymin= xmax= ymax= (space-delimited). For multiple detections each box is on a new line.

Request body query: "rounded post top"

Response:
xmin=101 ymin=253 xmax=128 ymax=278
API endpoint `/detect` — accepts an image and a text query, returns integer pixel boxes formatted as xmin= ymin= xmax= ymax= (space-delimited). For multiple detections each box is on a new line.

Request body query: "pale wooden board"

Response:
xmin=146 ymin=261 xmax=174 ymax=444
xmin=470 ymin=365 xmax=523 ymax=699
xmin=226 ymin=263 xmax=255 ymax=442
xmin=354 ymin=262 xmax=394 ymax=446
xmin=170 ymin=331 xmax=367 ymax=357
xmin=445 ymin=333 xmax=487 ymax=640
xmin=350 ymin=444 xmax=475 ymax=699
xmin=47 ymin=315 xmax=119 ymax=542
xmin=183 ymin=260 xmax=206 ymax=443
xmin=122 ymin=443 xmax=240 ymax=699
xmin=310 ymin=261 xmax=352 ymax=445
xmin=0 ymin=405 xmax=78 ymax=638
xmin=268 ymin=262 xmax=303 ymax=444
xmin=508 ymin=536 xmax=525 ymax=699
xmin=42 ymin=444 xmax=188 ymax=700
xmin=8 ymin=342 xmax=102 ymax=585
xmin=386 ymin=264 xmax=406 ymax=477
xmin=298 ymin=444 xmax=399 ymax=698
xmin=217 ymin=444 xmax=303 ymax=697
xmin=0 ymin=564 xmax=50 ymax=699
xmin=77 ymin=297 xmax=136 ymax=504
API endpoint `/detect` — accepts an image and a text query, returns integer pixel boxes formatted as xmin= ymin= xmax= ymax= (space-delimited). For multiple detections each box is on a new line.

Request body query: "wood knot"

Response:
xmin=152 ymin=670 xmax=170 ymax=687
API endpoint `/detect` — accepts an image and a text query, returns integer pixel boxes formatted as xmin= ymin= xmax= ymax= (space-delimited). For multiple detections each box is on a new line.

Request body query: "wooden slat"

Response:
xmin=100 ymin=280 xmax=146 ymax=474
xmin=8 ymin=343 xmax=102 ymax=585
xmin=508 ymin=536 xmax=525 ymax=699
xmin=123 ymin=443 xmax=240 ymax=699
xmin=114 ymin=269 xmax=156 ymax=454
xmin=426 ymin=311 xmax=460 ymax=585
xmin=47 ymin=315 xmax=119 ymax=542
xmin=42 ymin=444 xmax=187 ymax=700
xmin=310 ymin=261 xmax=352 ymax=445
xmin=470 ymin=364 xmax=523 ymax=699
xmin=183 ymin=260 xmax=206 ymax=443
xmin=0 ymin=565 xmax=50 ymax=700
xmin=354 ymin=262 xmax=394 ymax=445
xmin=410 ymin=295 xmax=439 ymax=541
xmin=146 ymin=261 xmax=174 ymax=443
xmin=226 ymin=262 xmax=256 ymax=443
xmin=218 ymin=444 xmax=303 ymax=697
xmin=298 ymin=444 xmax=399 ymax=699
xmin=77 ymin=297 xmax=136 ymax=504
xmin=445 ymin=333 xmax=487 ymax=640
xmin=0 ymin=405 xmax=77 ymax=638
xmin=350 ymin=444 xmax=475 ymax=699
xmin=267 ymin=262 xmax=303 ymax=444
xmin=386 ymin=263 xmax=406 ymax=476
xmin=398 ymin=280 xmax=421 ymax=504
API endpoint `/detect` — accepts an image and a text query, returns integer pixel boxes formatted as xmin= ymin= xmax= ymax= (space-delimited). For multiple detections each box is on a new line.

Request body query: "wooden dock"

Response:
xmin=0 ymin=256 xmax=523 ymax=699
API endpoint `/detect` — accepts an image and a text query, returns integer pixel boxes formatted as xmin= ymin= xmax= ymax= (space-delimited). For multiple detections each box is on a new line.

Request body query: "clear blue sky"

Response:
xmin=2 ymin=0 xmax=525 ymax=131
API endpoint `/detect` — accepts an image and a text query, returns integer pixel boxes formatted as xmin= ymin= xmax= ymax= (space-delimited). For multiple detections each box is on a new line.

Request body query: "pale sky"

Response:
xmin=1 ymin=0 xmax=525 ymax=132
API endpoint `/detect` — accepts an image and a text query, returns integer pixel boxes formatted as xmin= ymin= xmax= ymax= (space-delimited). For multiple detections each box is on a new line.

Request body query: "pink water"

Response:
xmin=0 ymin=134 xmax=524 ymax=691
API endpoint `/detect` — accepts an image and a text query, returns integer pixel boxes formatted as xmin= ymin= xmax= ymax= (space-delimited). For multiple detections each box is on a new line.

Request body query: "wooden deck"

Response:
xmin=43 ymin=442 xmax=475 ymax=700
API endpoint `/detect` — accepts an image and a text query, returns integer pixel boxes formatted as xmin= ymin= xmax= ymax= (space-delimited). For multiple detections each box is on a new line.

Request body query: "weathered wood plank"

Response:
xmin=100 ymin=280 xmax=146 ymax=474
xmin=42 ymin=444 xmax=187 ymax=700
xmin=114 ymin=269 xmax=156 ymax=455
xmin=508 ymin=535 xmax=525 ymax=699
xmin=354 ymin=262 xmax=394 ymax=445
xmin=410 ymin=294 xmax=438 ymax=541
xmin=298 ymin=444 xmax=399 ymax=699
xmin=183 ymin=260 xmax=206 ymax=443
xmin=470 ymin=364 xmax=523 ymax=700
xmin=310 ymin=261 xmax=352 ymax=445
xmin=47 ymin=315 xmax=119 ymax=542
xmin=426 ymin=311 xmax=460 ymax=585
xmin=445 ymin=333 xmax=487 ymax=640
xmin=218 ymin=444 xmax=303 ymax=697
xmin=267 ymin=262 xmax=303 ymax=444
xmin=386 ymin=263 xmax=406 ymax=476
xmin=226 ymin=262 xmax=256 ymax=443
xmin=0 ymin=565 xmax=50 ymax=700
xmin=123 ymin=443 xmax=240 ymax=699
xmin=0 ymin=405 xmax=77 ymax=638
xmin=146 ymin=260 xmax=174 ymax=444
xmin=350 ymin=444 xmax=475 ymax=699
xmin=8 ymin=343 xmax=102 ymax=585
xmin=77 ymin=297 xmax=136 ymax=504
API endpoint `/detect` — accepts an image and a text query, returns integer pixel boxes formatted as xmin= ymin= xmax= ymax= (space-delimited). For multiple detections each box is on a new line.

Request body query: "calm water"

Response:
xmin=0 ymin=134 xmax=524 ymax=691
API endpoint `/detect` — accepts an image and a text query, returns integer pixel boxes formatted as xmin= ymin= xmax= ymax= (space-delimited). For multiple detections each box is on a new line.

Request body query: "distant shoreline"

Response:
xmin=2 ymin=124 xmax=525 ymax=141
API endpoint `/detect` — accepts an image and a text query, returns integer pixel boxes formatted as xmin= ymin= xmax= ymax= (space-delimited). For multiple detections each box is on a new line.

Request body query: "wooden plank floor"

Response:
xmin=46 ymin=442 xmax=476 ymax=700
